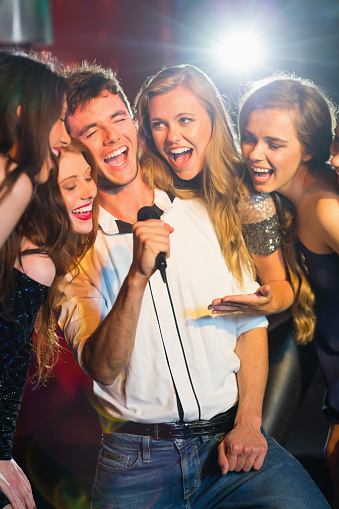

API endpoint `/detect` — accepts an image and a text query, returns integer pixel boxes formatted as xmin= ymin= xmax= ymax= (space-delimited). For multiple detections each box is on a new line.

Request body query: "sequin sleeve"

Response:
xmin=0 ymin=270 xmax=50 ymax=461
xmin=237 ymin=192 xmax=282 ymax=255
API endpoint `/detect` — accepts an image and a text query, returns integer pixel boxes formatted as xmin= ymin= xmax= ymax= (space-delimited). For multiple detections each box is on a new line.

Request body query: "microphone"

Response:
xmin=137 ymin=206 xmax=167 ymax=283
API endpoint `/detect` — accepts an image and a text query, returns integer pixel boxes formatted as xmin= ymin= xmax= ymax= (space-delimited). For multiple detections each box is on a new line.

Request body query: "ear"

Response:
xmin=302 ymin=152 xmax=313 ymax=163
xmin=16 ymin=104 xmax=21 ymax=117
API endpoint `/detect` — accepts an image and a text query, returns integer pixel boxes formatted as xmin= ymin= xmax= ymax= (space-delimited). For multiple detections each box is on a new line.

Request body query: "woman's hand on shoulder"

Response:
xmin=0 ymin=459 xmax=36 ymax=509
xmin=16 ymin=239 xmax=56 ymax=287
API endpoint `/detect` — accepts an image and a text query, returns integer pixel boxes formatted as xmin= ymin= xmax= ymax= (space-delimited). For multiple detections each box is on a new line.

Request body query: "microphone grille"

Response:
xmin=137 ymin=206 xmax=160 ymax=222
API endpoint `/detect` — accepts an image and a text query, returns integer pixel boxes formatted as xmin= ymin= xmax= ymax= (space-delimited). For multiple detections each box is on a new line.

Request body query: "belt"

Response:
xmin=114 ymin=405 xmax=237 ymax=440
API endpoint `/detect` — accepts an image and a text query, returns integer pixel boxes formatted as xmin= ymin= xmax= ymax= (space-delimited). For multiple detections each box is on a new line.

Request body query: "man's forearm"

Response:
xmin=81 ymin=269 xmax=148 ymax=385
xmin=234 ymin=327 xmax=268 ymax=428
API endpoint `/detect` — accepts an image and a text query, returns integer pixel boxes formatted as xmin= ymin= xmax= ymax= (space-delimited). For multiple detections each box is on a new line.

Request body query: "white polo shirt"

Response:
xmin=57 ymin=190 xmax=267 ymax=423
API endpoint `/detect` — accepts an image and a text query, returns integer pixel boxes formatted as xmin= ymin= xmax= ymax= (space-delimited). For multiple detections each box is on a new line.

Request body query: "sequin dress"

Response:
xmin=171 ymin=171 xmax=282 ymax=256
xmin=0 ymin=268 xmax=50 ymax=507
xmin=237 ymin=192 xmax=281 ymax=255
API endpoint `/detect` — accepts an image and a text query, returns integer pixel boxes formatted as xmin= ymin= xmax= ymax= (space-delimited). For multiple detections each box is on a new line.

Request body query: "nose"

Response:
xmin=103 ymin=125 xmax=121 ymax=145
xmin=330 ymin=138 xmax=339 ymax=168
xmin=81 ymin=179 xmax=97 ymax=200
xmin=166 ymin=123 xmax=182 ymax=144
xmin=248 ymin=142 xmax=265 ymax=162
xmin=61 ymin=122 xmax=71 ymax=146
xmin=330 ymin=138 xmax=338 ymax=158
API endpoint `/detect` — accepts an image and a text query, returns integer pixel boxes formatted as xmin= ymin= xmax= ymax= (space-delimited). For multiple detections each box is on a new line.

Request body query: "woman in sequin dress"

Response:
xmin=0 ymin=52 xmax=97 ymax=509
xmin=238 ymin=74 xmax=339 ymax=502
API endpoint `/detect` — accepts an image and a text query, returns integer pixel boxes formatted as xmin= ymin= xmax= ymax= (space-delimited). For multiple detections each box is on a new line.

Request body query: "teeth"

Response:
xmin=251 ymin=166 xmax=271 ymax=173
xmin=170 ymin=147 xmax=191 ymax=154
xmin=51 ymin=148 xmax=60 ymax=157
xmin=72 ymin=204 xmax=92 ymax=214
xmin=104 ymin=146 xmax=127 ymax=161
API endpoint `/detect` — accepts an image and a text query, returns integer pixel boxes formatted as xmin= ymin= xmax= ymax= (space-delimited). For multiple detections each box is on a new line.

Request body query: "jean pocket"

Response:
xmin=98 ymin=446 xmax=142 ymax=472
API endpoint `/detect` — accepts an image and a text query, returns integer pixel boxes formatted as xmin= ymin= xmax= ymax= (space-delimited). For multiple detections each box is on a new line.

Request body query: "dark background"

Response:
xmin=37 ymin=0 xmax=339 ymax=110
xmin=1 ymin=0 xmax=338 ymax=507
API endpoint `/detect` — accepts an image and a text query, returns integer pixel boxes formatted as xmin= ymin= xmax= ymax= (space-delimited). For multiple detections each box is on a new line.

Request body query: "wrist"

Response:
xmin=234 ymin=409 xmax=262 ymax=430
xmin=126 ymin=267 xmax=150 ymax=294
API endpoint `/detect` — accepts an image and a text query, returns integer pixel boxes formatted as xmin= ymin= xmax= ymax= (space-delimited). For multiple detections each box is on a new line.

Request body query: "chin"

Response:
xmin=71 ymin=220 xmax=93 ymax=234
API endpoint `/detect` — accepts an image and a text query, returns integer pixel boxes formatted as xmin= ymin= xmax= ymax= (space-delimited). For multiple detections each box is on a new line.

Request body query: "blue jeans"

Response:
xmin=91 ymin=428 xmax=330 ymax=509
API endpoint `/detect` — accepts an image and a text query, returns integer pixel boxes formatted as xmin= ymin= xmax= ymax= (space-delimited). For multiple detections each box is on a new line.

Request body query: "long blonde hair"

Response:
xmin=238 ymin=74 xmax=337 ymax=343
xmin=135 ymin=64 xmax=254 ymax=285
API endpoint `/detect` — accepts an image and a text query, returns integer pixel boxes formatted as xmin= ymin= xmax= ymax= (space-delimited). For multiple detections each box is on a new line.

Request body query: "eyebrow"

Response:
xmin=243 ymin=129 xmax=288 ymax=144
xmin=150 ymin=112 xmax=197 ymax=122
xmin=59 ymin=166 xmax=92 ymax=183
xmin=78 ymin=110 xmax=128 ymax=137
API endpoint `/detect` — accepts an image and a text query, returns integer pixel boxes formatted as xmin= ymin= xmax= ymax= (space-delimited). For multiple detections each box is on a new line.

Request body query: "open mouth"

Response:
xmin=169 ymin=147 xmax=193 ymax=166
xmin=104 ymin=146 xmax=128 ymax=167
xmin=251 ymin=166 xmax=273 ymax=181
xmin=71 ymin=203 xmax=93 ymax=221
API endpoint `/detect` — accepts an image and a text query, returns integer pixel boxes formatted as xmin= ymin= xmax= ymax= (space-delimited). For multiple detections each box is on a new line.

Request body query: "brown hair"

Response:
xmin=238 ymin=74 xmax=337 ymax=343
xmin=65 ymin=61 xmax=132 ymax=120
xmin=0 ymin=49 xmax=67 ymax=201
xmin=135 ymin=64 xmax=254 ymax=284
xmin=1 ymin=138 xmax=98 ymax=384
xmin=33 ymin=138 xmax=98 ymax=383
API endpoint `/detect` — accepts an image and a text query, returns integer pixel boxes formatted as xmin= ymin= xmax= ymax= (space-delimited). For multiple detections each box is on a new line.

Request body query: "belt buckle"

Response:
xmin=154 ymin=424 xmax=160 ymax=440
xmin=183 ymin=422 xmax=190 ymax=438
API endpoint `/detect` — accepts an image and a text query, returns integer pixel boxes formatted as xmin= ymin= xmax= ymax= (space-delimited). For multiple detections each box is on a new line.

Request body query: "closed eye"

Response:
xmin=241 ymin=133 xmax=256 ymax=144
xmin=86 ymin=131 xmax=98 ymax=139
xmin=268 ymin=142 xmax=283 ymax=150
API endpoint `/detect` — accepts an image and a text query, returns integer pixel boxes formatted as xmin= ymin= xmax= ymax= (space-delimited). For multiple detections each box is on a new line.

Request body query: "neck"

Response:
xmin=172 ymin=169 xmax=203 ymax=191
xmin=98 ymin=173 xmax=154 ymax=223
xmin=278 ymin=164 xmax=309 ymax=209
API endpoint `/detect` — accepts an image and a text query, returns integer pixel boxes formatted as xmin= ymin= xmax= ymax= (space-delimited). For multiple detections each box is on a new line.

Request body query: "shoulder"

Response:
xmin=12 ymin=172 xmax=33 ymax=202
xmin=237 ymin=190 xmax=277 ymax=224
xmin=315 ymin=190 xmax=339 ymax=252
xmin=17 ymin=239 xmax=56 ymax=287
xmin=0 ymin=155 xmax=33 ymax=201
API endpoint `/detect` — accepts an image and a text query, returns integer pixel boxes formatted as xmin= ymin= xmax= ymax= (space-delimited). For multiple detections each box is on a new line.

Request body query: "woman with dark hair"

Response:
xmin=0 ymin=50 xmax=69 ymax=249
xmin=238 ymin=74 xmax=339 ymax=501
xmin=0 ymin=68 xmax=97 ymax=508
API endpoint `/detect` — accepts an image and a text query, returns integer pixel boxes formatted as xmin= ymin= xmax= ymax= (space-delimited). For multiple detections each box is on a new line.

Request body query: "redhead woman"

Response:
xmin=238 ymin=74 xmax=339 ymax=502
xmin=0 ymin=119 xmax=97 ymax=509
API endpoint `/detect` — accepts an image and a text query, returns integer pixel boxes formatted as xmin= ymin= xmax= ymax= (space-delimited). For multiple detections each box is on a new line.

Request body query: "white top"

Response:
xmin=57 ymin=190 xmax=267 ymax=423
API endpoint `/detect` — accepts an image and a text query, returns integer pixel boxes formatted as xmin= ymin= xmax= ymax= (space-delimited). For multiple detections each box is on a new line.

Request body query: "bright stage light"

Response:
xmin=214 ymin=29 xmax=267 ymax=73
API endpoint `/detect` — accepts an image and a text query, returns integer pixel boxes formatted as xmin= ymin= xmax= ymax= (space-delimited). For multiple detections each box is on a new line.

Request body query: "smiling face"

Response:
xmin=241 ymin=108 xmax=312 ymax=197
xmin=148 ymin=86 xmax=212 ymax=180
xmin=38 ymin=98 xmax=71 ymax=184
xmin=67 ymin=91 xmax=138 ymax=190
xmin=330 ymin=120 xmax=339 ymax=181
xmin=58 ymin=150 xmax=97 ymax=234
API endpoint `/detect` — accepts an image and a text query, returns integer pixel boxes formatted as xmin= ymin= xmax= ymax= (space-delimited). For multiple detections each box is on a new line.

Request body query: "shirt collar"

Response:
xmin=98 ymin=189 xmax=175 ymax=235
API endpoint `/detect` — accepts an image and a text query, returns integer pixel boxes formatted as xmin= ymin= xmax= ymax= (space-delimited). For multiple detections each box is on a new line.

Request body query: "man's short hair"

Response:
xmin=65 ymin=61 xmax=133 ymax=118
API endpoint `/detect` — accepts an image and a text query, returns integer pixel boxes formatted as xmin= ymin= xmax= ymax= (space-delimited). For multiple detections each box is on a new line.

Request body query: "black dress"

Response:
xmin=0 ymin=268 xmax=50 ymax=507
xmin=298 ymin=240 xmax=339 ymax=423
